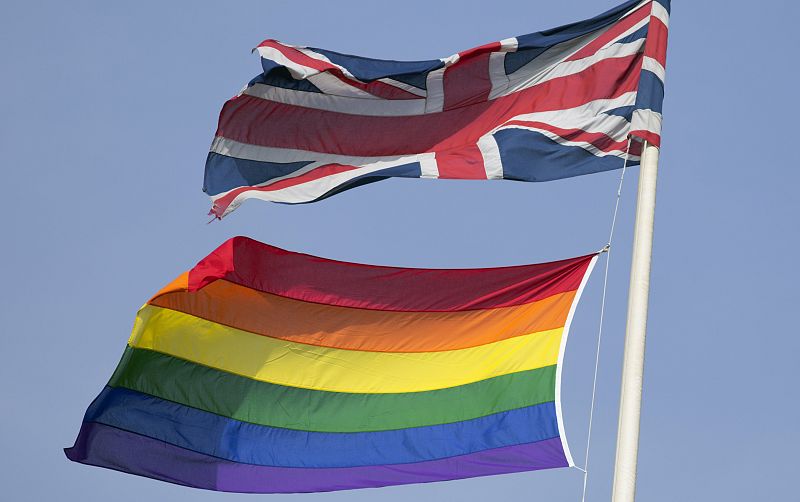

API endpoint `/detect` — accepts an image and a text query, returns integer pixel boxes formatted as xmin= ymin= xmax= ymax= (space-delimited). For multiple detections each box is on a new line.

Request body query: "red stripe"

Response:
xmin=320 ymin=66 xmax=421 ymax=100
xmin=629 ymin=129 xmax=660 ymax=147
xmin=216 ymin=53 xmax=644 ymax=157
xmin=457 ymin=41 xmax=503 ymax=60
xmin=443 ymin=42 xmax=499 ymax=111
xmin=628 ymin=138 xmax=644 ymax=157
xmin=186 ymin=237 xmax=596 ymax=312
xmin=351 ymin=77 xmax=421 ymax=100
xmin=643 ymin=17 xmax=668 ymax=68
xmin=436 ymin=145 xmax=486 ymax=179
xmin=503 ymin=120 xmax=629 ymax=153
xmin=258 ymin=40 xmax=334 ymax=72
xmin=566 ymin=2 xmax=650 ymax=61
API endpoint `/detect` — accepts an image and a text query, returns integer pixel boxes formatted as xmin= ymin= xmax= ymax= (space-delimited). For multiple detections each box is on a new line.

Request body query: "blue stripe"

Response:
xmin=309 ymin=47 xmax=443 ymax=88
xmin=249 ymin=58 xmax=322 ymax=93
xmin=308 ymin=162 xmax=422 ymax=203
xmin=506 ymin=0 xmax=641 ymax=75
xmin=203 ymin=153 xmax=313 ymax=196
xmin=603 ymin=106 xmax=635 ymax=121
xmin=495 ymin=128 xmax=637 ymax=182
xmin=634 ymin=69 xmax=665 ymax=114
xmin=614 ymin=24 xmax=648 ymax=46
xmin=386 ymin=71 xmax=434 ymax=91
xmin=655 ymin=0 xmax=671 ymax=14
xmin=83 ymin=386 xmax=560 ymax=469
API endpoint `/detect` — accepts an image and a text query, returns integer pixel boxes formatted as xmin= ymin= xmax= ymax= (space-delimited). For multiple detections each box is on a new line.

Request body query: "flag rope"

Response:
xmin=579 ymin=137 xmax=632 ymax=502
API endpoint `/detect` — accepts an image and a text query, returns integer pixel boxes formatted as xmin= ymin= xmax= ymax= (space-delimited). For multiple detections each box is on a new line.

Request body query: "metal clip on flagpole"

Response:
xmin=611 ymin=140 xmax=659 ymax=502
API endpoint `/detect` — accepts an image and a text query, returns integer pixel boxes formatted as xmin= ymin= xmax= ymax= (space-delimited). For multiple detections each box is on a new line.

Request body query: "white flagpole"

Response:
xmin=611 ymin=140 xmax=659 ymax=502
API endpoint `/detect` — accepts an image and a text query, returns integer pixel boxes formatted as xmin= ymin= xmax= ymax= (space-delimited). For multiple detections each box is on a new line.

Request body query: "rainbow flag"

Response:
xmin=65 ymin=237 xmax=598 ymax=493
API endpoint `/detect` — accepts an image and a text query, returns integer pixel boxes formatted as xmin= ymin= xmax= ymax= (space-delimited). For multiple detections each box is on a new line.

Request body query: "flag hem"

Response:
xmin=555 ymin=253 xmax=598 ymax=466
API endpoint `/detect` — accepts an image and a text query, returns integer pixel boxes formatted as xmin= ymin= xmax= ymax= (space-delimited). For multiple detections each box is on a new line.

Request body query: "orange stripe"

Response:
xmin=149 ymin=271 xmax=189 ymax=301
xmin=149 ymin=280 xmax=577 ymax=353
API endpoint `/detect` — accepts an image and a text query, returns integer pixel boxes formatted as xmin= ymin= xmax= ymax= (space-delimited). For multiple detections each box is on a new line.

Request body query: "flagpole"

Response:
xmin=611 ymin=140 xmax=659 ymax=502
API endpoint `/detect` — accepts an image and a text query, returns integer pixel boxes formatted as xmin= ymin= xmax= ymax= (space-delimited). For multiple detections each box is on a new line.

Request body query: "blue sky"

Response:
xmin=2 ymin=1 xmax=798 ymax=500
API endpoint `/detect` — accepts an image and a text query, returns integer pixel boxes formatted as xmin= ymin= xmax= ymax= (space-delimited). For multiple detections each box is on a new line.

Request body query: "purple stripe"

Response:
xmin=65 ymin=422 xmax=569 ymax=493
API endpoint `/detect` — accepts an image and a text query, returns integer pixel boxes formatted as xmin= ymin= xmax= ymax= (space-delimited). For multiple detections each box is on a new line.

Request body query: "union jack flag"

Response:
xmin=205 ymin=0 xmax=669 ymax=218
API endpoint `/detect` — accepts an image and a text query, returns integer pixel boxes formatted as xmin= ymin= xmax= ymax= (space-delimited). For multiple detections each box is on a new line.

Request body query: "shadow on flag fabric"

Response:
xmin=204 ymin=0 xmax=670 ymax=218
xmin=66 ymin=237 xmax=599 ymax=493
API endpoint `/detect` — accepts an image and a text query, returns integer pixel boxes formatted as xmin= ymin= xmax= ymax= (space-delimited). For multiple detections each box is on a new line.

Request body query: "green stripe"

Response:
xmin=109 ymin=347 xmax=556 ymax=433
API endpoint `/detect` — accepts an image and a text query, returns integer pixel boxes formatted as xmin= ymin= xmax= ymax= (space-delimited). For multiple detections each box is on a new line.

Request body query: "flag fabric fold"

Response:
xmin=66 ymin=236 xmax=598 ymax=493
xmin=204 ymin=0 xmax=670 ymax=218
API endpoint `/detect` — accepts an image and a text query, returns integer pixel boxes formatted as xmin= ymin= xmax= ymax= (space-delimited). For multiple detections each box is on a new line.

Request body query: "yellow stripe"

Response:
xmin=129 ymin=305 xmax=563 ymax=394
